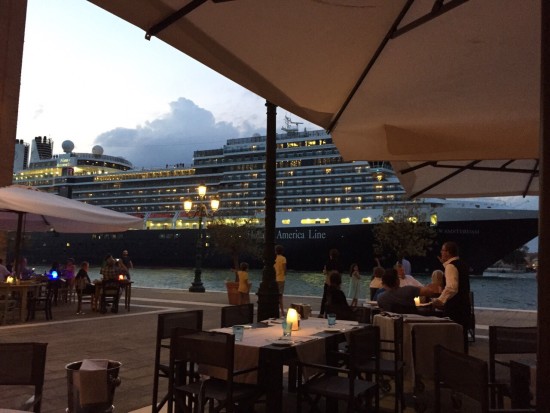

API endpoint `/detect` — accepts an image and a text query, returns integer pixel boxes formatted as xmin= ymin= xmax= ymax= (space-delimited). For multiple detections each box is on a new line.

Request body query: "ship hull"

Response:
xmin=12 ymin=217 xmax=537 ymax=275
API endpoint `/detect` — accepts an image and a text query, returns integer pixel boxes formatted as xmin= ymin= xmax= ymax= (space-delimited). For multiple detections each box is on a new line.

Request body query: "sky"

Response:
xmin=16 ymin=0 xmax=319 ymax=168
xmin=16 ymin=0 xmax=539 ymax=249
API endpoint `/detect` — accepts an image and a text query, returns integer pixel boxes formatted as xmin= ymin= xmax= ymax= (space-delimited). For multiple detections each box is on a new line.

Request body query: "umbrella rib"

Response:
xmin=523 ymin=159 xmax=539 ymax=198
xmin=392 ymin=0 xmax=470 ymax=38
xmin=145 ymin=0 xmax=208 ymax=40
xmin=328 ymin=0 xmax=415 ymax=133
xmin=409 ymin=160 xmax=480 ymax=199
xmin=426 ymin=161 xmax=539 ymax=174
xmin=398 ymin=161 xmax=436 ymax=174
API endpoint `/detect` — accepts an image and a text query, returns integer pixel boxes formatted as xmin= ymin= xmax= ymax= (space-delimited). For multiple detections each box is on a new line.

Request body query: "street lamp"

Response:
xmin=183 ymin=184 xmax=220 ymax=292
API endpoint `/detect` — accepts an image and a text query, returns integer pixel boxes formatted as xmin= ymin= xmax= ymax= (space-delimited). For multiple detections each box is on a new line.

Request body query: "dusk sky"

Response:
xmin=16 ymin=0 xmax=319 ymax=168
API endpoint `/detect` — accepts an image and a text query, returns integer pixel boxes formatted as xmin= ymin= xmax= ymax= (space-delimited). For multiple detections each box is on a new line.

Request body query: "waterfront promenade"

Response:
xmin=0 ymin=287 xmax=537 ymax=413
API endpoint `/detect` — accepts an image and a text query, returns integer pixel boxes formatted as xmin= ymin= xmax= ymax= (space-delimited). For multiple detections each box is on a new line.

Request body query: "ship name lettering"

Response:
xmin=277 ymin=230 xmax=305 ymax=239
xmin=308 ymin=229 xmax=326 ymax=239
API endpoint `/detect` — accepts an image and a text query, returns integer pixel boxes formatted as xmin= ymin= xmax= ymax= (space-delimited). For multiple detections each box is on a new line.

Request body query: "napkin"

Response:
xmin=75 ymin=359 xmax=109 ymax=405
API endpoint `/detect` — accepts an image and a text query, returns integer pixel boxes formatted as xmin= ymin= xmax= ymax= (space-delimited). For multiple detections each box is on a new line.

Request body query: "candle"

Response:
xmin=286 ymin=308 xmax=299 ymax=331
xmin=118 ymin=274 xmax=125 ymax=280
xmin=6 ymin=275 xmax=14 ymax=284
xmin=414 ymin=296 xmax=420 ymax=306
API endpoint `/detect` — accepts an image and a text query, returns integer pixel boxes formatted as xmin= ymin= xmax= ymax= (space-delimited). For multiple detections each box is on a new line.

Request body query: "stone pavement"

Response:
xmin=0 ymin=287 xmax=537 ymax=413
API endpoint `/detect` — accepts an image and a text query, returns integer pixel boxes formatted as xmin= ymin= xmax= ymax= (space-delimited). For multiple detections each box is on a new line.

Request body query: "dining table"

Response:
xmin=0 ymin=281 xmax=43 ymax=323
xmin=210 ymin=316 xmax=362 ymax=413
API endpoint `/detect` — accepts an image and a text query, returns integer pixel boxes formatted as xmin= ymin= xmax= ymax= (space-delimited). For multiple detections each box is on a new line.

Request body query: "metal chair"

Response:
xmin=434 ymin=344 xmax=535 ymax=413
xmin=368 ymin=314 xmax=405 ymax=412
xmin=99 ymin=279 xmax=121 ymax=313
xmin=170 ymin=328 xmax=263 ymax=413
xmin=489 ymin=326 xmax=537 ymax=408
xmin=297 ymin=325 xmax=380 ymax=413
xmin=26 ymin=282 xmax=54 ymax=321
xmin=468 ymin=291 xmax=476 ymax=342
xmin=220 ymin=303 xmax=254 ymax=327
xmin=152 ymin=310 xmax=203 ymax=413
xmin=0 ymin=342 xmax=48 ymax=413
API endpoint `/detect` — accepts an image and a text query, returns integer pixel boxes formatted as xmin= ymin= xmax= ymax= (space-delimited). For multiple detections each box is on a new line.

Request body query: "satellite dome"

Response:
xmin=92 ymin=145 xmax=104 ymax=156
xmin=61 ymin=140 xmax=75 ymax=153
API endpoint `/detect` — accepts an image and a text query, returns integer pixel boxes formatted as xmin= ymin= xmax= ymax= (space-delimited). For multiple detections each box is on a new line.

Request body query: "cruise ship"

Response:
xmin=10 ymin=124 xmax=538 ymax=274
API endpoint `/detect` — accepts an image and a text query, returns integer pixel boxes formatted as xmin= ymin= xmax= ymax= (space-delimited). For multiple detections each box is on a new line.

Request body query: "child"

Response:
xmin=236 ymin=262 xmax=250 ymax=304
xmin=348 ymin=263 xmax=361 ymax=307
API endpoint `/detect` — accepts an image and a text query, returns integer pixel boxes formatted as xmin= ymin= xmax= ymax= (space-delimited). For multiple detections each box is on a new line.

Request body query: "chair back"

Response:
xmin=158 ymin=310 xmax=204 ymax=341
xmin=349 ymin=325 xmax=380 ymax=373
xmin=101 ymin=279 xmax=121 ymax=297
xmin=489 ymin=326 xmax=537 ymax=382
xmin=220 ymin=303 xmax=254 ymax=327
xmin=434 ymin=344 xmax=489 ymax=413
xmin=0 ymin=342 xmax=48 ymax=413
xmin=171 ymin=329 xmax=235 ymax=372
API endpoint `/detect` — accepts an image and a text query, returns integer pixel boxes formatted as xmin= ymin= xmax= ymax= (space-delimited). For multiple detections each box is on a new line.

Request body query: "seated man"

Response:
xmin=325 ymin=271 xmax=355 ymax=320
xmin=396 ymin=263 xmax=423 ymax=287
xmin=377 ymin=268 xmax=437 ymax=314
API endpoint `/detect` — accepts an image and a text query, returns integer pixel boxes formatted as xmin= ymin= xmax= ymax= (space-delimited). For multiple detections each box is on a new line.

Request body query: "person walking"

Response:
xmin=348 ymin=263 xmax=361 ymax=307
xmin=432 ymin=241 xmax=471 ymax=353
xmin=274 ymin=245 xmax=287 ymax=316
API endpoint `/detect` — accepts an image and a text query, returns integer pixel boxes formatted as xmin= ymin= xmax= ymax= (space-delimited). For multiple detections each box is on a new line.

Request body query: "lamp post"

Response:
xmin=183 ymin=184 xmax=220 ymax=292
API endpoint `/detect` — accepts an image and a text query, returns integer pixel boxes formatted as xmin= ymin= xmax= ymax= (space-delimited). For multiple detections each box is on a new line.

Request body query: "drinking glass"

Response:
xmin=327 ymin=313 xmax=337 ymax=327
xmin=282 ymin=321 xmax=292 ymax=337
xmin=232 ymin=325 xmax=244 ymax=342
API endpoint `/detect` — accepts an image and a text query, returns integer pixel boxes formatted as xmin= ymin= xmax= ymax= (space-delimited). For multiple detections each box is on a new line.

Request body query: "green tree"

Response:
xmin=207 ymin=219 xmax=264 ymax=273
xmin=501 ymin=246 xmax=528 ymax=269
xmin=373 ymin=204 xmax=436 ymax=263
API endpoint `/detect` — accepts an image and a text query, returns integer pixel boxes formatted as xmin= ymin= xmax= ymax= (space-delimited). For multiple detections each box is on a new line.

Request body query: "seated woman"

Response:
xmin=429 ymin=270 xmax=445 ymax=296
xmin=369 ymin=266 xmax=385 ymax=300
xmin=325 ymin=271 xmax=355 ymax=320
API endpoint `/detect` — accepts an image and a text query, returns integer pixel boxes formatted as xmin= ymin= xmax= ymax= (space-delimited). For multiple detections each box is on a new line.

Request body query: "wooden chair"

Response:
xmin=489 ymin=326 xmax=537 ymax=408
xmin=297 ymin=326 xmax=380 ymax=413
xmin=26 ymin=283 xmax=54 ymax=321
xmin=170 ymin=328 xmax=263 ymax=413
xmin=367 ymin=314 xmax=405 ymax=412
xmin=152 ymin=310 xmax=203 ymax=413
xmin=99 ymin=279 xmax=121 ymax=313
xmin=220 ymin=303 xmax=254 ymax=327
xmin=0 ymin=342 xmax=48 ymax=413
xmin=434 ymin=344 xmax=535 ymax=413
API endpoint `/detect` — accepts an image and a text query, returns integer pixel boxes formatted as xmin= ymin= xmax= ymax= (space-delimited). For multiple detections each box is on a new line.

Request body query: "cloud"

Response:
xmin=94 ymin=98 xmax=265 ymax=168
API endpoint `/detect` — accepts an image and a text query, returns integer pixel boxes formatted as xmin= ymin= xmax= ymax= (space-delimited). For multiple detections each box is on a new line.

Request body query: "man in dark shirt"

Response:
xmin=377 ymin=268 xmax=436 ymax=314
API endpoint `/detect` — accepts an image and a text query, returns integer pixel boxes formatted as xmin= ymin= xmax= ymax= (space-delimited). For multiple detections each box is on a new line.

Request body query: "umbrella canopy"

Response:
xmin=392 ymin=159 xmax=539 ymax=199
xmin=87 ymin=0 xmax=539 ymax=162
xmin=0 ymin=185 xmax=143 ymax=233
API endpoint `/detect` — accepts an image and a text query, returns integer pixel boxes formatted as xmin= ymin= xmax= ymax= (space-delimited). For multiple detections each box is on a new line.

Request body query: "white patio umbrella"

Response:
xmin=86 ymin=0 xmax=546 ymax=407
xmin=0 ymin=185 xmax=143 ymax=273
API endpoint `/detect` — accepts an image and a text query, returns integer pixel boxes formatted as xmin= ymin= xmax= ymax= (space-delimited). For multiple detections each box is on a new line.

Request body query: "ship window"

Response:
xmin=281 ymin=219 xmax=291 ymax=225
xmin=430 ymin=214 xmax=438 ymax=226
xmin=340 ymin=217 xmax=351 ymax=224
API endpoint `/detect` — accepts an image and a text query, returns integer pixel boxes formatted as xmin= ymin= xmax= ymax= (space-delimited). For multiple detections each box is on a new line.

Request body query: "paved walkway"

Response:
xmin=0 ymin=287 xmax=537 ymax=413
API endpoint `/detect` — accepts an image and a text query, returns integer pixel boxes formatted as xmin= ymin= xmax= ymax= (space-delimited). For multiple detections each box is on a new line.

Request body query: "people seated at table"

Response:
xmin=18 ymin=257 xmax=35 ymax=280
xmin=62 ymin=258 xmax=76 ymax=297
xmin=430 ymin=270 xmax=445 ymax=296
xmin=377 ymin=268 xmax=438 ymax=314
xmin=369 ymin=266 xmax=384 ymax=300
xmin=100 ymin=254 xmax=118 ymax=280
xmin=75 ymin=261 xmax=94 ymax=315
xmin=396 ymin=263 xmax=424 ymax=287
xmin=325 ymin=271 xmax=355 ymax=320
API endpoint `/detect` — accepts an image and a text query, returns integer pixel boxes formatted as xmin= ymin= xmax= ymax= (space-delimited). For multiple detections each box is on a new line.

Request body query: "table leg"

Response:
xmin=125 ymin=283 xmax=131 ymax=311
xmin=259 ymin=347 xmax=286 ymax=413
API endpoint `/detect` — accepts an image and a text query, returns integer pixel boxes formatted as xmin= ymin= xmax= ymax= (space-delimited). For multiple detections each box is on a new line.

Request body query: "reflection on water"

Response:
xmin=32 ymin=266 xmax=537 ymax=311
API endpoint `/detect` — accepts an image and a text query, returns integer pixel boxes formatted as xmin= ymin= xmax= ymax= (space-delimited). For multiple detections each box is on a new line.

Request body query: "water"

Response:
xmin=32 ymin=266 xmax=536 ymax=311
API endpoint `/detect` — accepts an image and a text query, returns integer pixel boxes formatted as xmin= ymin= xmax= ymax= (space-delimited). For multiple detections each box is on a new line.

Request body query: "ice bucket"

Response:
xmin=66 ymin=360 xmax=121 ymax=413
xmin=290 ymin=303 xmax=311 ymax=320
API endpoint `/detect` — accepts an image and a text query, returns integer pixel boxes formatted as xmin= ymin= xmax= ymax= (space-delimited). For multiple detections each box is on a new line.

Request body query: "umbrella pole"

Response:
xmin=538 ymin=0 xmax=550 ymax=411
xmin=13 ymin=212 xmax=23 ymax=277
xmin=257 ymin=100 xmax=280 ymax=321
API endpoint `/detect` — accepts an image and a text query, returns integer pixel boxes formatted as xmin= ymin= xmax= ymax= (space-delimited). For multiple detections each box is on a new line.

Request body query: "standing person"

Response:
xmin=348 ymin=263 xmax=361 ymax=307
xmin=320 ymin=248 xmax=341 ymax=317
xmin=63 ymin=258 xmax=76 ymax=301
xmin=432 ymin=241 xmax=471 ymax=353
xmin=75 ymin=261 xmax=92 ymax=314
xmin=236 ymin=262 xmax=250 ymax=304
xmin=397 ymin=255 xmax=412 ymax=276
xmin=274 ymin=245 xmax=287 ymax=317
xmin=121 ymin=250 xmax=133 ymax=280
